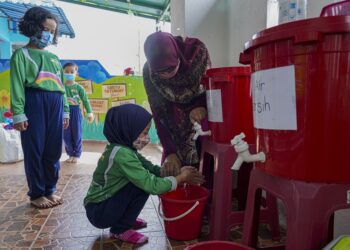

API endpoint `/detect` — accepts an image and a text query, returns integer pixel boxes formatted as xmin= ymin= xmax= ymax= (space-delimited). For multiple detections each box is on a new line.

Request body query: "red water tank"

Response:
xmin=205 ymin=67 xmax=254 ymax=144
xmin=240 ymin=16 xmax=350 ymax=183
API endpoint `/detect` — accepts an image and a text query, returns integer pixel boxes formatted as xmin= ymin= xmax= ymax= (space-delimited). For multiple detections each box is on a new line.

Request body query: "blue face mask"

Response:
xmin=30 ymin=31 xmax=54 ymax=49
xmin=64 ymin=73 xmax=75 ymax=81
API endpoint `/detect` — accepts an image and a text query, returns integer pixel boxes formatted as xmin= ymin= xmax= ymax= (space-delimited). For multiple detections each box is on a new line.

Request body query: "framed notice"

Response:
xmin=89 ymin=99 xmax=109 ymax=113
xmin=111 ymin=98 xmax=136 ymax=107
xmin=102 ymin=84 xmax=127 ymax=98
xmin=77 ymin=80 xmax=93 ymax=94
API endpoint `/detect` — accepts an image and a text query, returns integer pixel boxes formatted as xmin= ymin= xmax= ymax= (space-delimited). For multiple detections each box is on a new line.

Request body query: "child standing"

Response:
xmin=63 ymin=62 xmax=94 ymax=164
xmin=84 ymin=104 xmax=204 ymax=245
xmin=10 ymin=7 xmax=70 ymax=209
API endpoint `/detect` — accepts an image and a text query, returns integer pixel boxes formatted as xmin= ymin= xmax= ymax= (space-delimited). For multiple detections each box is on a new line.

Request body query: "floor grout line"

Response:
xmin=29 ymin=173 xmax=74 ymax=249
xmin=151 ymin=195 xmax=173 ymax=249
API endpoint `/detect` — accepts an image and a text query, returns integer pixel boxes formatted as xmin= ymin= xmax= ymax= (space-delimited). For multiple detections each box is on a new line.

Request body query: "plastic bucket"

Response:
xmin=158 ymin=184 xmax=209 ymax=241
xmin=184 ymin=241 xmax=254 ymax=250
xmin=205 ymin=67 xmax=254 ymax=144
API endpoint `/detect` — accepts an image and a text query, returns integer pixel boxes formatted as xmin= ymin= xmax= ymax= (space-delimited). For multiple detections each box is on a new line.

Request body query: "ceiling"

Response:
xmin=0 ymin=1 xmax=75 ymax=38
xmin=59 ymin=0 xmax=170 ymax=22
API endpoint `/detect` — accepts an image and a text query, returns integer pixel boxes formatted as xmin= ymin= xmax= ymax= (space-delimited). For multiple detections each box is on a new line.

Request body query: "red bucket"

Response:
xmin=206 ymin=67 xmax=254 ymax=144
xmin=184 ymin=241 xmax=254 ymax=250
xmin=159 ymin=184 xmax=209 ymax=241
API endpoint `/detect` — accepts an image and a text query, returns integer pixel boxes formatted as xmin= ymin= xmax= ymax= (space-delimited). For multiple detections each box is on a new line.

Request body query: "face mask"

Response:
xmin=30 ymin=31 xmax=54 ymax=49
xmin=133 ymin=135 xmax=150 ymax=150
xmin=64 ymin=73 xmax=75 ymax=81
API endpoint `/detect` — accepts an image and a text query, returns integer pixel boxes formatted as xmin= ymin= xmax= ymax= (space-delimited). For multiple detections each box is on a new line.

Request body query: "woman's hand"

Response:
xmin=161 ymin=153 xmax=181 ymax=177
xmin=14 ymin=121 xmax=28 ymax=132
xmin=63 ymin=118 xmax=69 ymax=129
xmin=176 ymin=166 xmax=205 ymax=185
xmin=189 ymin=107 xmax=207 ymax=123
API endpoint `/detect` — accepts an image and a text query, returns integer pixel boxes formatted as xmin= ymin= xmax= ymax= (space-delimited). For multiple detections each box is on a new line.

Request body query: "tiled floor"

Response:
xmin=0 ymin=141 xmax=349 ymax=249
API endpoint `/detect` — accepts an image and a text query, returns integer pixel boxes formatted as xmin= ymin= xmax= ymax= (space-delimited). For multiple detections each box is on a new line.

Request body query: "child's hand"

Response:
xmin=87 ymin=115 xmax=94 ymax=123
xmin=176 ymin=167 xmax=205 ymax=185
xmin=14 ymin=121 xmax=28 ymax=131
xmin=63 ymin=118 xmax=69 ymax=129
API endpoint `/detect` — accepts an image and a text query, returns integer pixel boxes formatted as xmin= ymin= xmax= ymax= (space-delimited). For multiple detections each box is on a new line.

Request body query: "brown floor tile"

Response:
xmin=31 ymin=235 xmax=101 ymax=249
xmin=51 ymin=175 xmax=91 ymax=214
xmin=99 ymin=233 xmax=124 ymax=249
xmin=36 ymin=212 xmax=101 ymax=239
xmin=0 ymin=231 xmax=37 ymax=249
xmin=0 ymin=161 xmax=25 ymax=176
xmin=51 ymin=196 xmax=86 ymax=214
xmin=0 ymin=201 xmax=51 ymax=222
xmin=0 ymin=175 xmax=26 ymax=208
xmin=168 ymin=238 xmax=194 ymax=248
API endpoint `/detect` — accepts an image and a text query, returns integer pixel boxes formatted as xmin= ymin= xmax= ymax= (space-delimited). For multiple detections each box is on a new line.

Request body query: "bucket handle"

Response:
xmin=158 ymin=199 xmax=200 ymax=221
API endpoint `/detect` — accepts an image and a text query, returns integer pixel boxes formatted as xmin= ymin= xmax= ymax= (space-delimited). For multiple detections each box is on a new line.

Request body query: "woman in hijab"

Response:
xmin=143 ymin=31 xmax=210 ymax=176
xmin=84 ymin=104 xmax=204 ymax=245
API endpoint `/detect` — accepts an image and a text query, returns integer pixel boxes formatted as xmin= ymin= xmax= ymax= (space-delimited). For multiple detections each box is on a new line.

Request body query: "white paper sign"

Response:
xmin=206 ymin=89 xmax=223 ymax=122
xmin=251 ymin=65 xmax=297 ymax=130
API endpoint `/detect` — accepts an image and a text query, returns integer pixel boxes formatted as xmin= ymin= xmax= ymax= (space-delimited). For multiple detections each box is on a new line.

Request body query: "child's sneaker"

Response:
xmin=133 ymin=218 xmax=147 ymax=229
xmin=110 ymin=229 xmax=148 ymax=244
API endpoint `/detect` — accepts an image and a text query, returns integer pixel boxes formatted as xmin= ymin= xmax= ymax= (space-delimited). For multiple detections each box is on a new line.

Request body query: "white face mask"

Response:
xmin=133 ymin=135 xmax=150 ymax=150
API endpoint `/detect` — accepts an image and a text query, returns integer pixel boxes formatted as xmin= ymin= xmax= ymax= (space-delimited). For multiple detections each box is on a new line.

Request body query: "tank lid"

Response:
xmin=206 ymin=66 xmax=251 ymax=77
xmin=240 ymin=16 xmax=350 ymax=64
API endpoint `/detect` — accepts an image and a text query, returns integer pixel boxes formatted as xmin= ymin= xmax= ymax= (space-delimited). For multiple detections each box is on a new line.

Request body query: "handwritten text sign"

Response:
xmin=251 ymin=65 xmax=297 ymax=130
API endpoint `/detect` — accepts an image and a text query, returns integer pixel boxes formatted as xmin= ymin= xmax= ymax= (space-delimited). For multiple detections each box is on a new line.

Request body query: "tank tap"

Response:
xmin=192 ymin=122 xmax=211 ymax=140
xmin=231 ymin=132 xmax=266 ymax=170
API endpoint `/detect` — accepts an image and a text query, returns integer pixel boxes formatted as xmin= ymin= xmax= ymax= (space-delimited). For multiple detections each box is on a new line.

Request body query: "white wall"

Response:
xmin=307 ymin=0 xmax=343 ymax=18
xmin=170 ymin=0 xmax=267 ymax=67
xmin=227 ymin=0 xmax=267 ymax=66
xmin=185 ymin=0 xmax=229 ymax=67
xmin=170 ymin=0 xmax=186 ymax=36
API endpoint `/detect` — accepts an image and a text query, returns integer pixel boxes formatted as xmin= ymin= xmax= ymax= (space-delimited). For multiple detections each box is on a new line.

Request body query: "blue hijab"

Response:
xmin=103 ymin=104 xmax=152 ymax=148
